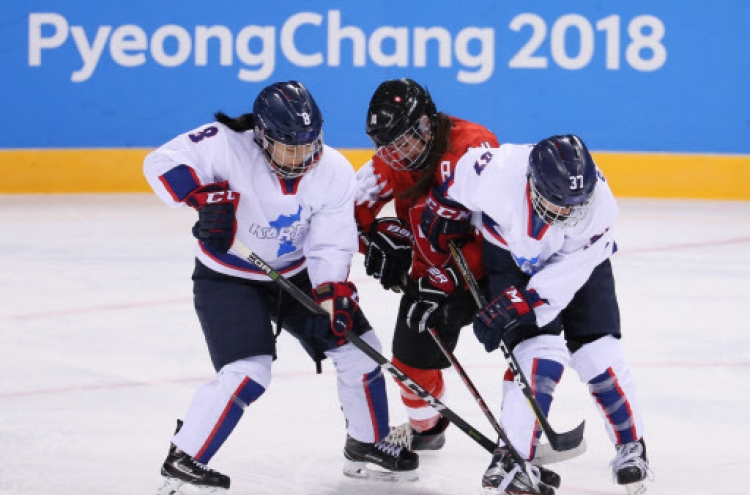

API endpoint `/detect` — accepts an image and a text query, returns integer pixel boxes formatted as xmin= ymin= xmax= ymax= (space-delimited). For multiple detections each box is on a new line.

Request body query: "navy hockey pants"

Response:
xmin=481 ymin=240 xmax=621 ymax=353
xmin=192 ymin=259 xmax=372 ymax=371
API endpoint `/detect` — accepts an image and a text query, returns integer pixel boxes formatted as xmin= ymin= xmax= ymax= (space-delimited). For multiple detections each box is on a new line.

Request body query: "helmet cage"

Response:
xmin=529 ymin=174 xmax=595 ymax=228
xmin=258 ymin=129 xmax=324 ymax=179
xmin=374 ymin=116 xmax=433 ymax=171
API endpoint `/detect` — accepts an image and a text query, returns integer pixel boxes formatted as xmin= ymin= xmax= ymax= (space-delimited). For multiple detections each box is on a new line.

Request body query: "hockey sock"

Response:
xmin=391 ymin=357 xmax=445 ymax=432
xmin=327 ymin=330 xmax=390 ymax=442
xmin=499 ymin=335 xmax=568 ymax=459
xmin=569 ymin=335 xmax=644 ymax=444
xmin=174 ymin=355 xmax=272 ymax=464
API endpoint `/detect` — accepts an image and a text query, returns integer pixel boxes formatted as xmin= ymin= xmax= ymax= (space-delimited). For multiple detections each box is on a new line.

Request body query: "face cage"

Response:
xmin=374 ymin=118 xmax=433 ymax=171
xmin=261 ymin=133 xmax=324 ymax=179
xmin=529 ymin=179 xmax=595 ymax=229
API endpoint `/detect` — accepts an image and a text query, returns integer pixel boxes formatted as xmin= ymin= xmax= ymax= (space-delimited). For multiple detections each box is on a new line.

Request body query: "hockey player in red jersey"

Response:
xmin=355 ymin=78 xmax=497 ymax=452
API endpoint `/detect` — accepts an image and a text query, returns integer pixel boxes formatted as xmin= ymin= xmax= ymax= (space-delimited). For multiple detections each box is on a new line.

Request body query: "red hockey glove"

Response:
xmin=474 ymin=286 xmax=541 ymax=352
xmin=312 ymin=281 xmax=360 ymax=346
xmin=420 ymin=187 xmax=472 ymax=253
xmin=405 ymin=266 xmax=459 ymax=333
xmin=185 ymin=181 xmax=240 ymax=254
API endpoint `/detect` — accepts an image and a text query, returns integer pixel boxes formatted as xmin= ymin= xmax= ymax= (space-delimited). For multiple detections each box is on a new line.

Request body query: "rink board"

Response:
xmin=1 ymin=149 xmax=748 ymax=200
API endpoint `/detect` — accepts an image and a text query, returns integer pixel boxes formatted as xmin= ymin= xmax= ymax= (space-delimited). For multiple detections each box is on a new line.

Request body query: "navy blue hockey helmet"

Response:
xmin=528 ymin=134 xmax=597 ymax=228
xmin=253 ymin=81 xmax=324 ymax=178
xmin=365 ymin=78 xmax=437 ymax=171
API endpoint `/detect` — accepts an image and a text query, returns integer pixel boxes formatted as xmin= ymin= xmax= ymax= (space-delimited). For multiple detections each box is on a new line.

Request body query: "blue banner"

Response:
xmin=2 ymin=1 xmax=748 ymax=153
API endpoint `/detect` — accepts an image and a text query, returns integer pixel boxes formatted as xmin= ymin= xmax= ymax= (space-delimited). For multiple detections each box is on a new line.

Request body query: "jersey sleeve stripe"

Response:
xmin=158 ymin=164 xmax=202 ymax=202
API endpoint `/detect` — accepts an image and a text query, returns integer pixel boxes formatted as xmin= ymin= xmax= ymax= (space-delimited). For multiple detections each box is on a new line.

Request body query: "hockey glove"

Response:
xmin=406 ymin=266 xmax=459 ymax=333
xmin=420 ymin=187 xmax=472 ymax=254
xmin=473 ymin=286 xmax=541 ymax=352
xmin=185 ymin=181 xmax=240 ymax=254
xmin=311 ymin=281 xmax=360 ymax=346
xmin=364 ymin=217 xmax=413 ymax=290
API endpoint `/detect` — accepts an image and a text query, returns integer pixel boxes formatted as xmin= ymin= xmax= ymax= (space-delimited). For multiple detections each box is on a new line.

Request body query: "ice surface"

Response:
xmin=1 ymin=194 xmax=749 ymax=495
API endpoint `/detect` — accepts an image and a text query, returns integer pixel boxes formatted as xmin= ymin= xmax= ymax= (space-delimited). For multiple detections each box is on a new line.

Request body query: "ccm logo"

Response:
xmin=206 ymin=191 xmax=238 ymax=203
xmin=426 ymin=197 xmax=470 ymax=220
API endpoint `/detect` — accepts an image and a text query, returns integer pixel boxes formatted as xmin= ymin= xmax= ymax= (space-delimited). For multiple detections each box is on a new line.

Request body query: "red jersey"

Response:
xmin=355 ymin=116 xmax=499 ymax=280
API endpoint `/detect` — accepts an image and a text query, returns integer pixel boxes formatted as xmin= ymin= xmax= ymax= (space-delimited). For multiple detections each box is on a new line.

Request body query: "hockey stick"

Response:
xmin=229 ymin=239 xmax=498 ymax=455
xmin=398 ymin=281 xmax=584 ymax=465
xmin=359 ymin=228 xmax=510 ymax=446
xmin=360 ymin=231 xmax=582 ymax=464
xmin=447 ymin=241 xmax=585 ymax=453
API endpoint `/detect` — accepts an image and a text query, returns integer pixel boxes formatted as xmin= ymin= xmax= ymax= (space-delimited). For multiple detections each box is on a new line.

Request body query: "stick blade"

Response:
xmin=532 ymin=437 xmax=587 ymax=465
xmin=545 ymin=420 xmax=586 ymax=452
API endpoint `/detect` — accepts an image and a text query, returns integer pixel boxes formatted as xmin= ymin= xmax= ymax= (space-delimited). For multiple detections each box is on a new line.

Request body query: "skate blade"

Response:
xmin=343 ymin=460 xmax=418 ymax=482
xmin=624 ymin=480 xmax=647 ymax=495
xmin=157 ymin=477 xmax=228 ymax=495
xmin=157 ymin=476 xmax=185 ymax=495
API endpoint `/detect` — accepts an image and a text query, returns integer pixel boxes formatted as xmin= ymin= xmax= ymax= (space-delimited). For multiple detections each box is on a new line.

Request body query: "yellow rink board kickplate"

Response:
xmin=1 ymin=148 xmax=748 ymax=200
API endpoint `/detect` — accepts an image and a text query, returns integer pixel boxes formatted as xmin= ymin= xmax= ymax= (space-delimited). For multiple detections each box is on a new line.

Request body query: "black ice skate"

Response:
xmin=384 ymin=416 xmax=450 ymax=450
xmin=157 ymin=420 xmax=230 ymax=495
xmin=343 ymin=434 xmax=419 ymax=481
xmin=481 ymin=448 xmax=556 ymax=495
xmin=610 ymin=438 xmax=653 ymax=495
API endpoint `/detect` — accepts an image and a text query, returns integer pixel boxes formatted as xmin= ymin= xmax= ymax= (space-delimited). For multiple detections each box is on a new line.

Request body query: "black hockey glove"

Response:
xmin=420 ymin=187 xmax=472 ymax=254
xmin=185 ymin=181 xmax=240 ymax=254
xmin=309 ymin=281 xmax=360 ymax=347
xmin=363 ymin=217 xmax=413 ymax=290
xmin=405 ymin=266 xmax=459 ymax=333
xmin=473 ymin=286 xmax=541 ymax=352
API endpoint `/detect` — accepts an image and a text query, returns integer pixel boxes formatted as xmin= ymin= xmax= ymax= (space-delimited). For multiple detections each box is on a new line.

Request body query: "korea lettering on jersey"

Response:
xmin=143 ymin=122 xmax=358 ymax=286
xmin=445 ymin=144 xmax=620 ymax=326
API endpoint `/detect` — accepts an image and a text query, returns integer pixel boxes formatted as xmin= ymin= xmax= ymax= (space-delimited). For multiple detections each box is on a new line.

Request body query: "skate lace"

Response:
xmin=486 ymin=453 xmax=542 ymax=493
xmin=383 ymin=422 xmax=413 ymax=449
xmin=610 ymin=441 xmax=654 ymax=483
xmin=185 ymin=455 xmax=221 ymax=476
xmin=374 ymin=438 xmax=404 ymax=457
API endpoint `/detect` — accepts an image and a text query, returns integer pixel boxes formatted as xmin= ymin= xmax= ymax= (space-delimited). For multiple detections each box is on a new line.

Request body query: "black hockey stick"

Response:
xmin=397 ymin=279 xmax=508 ymax=441
xmin=229 ymin=239 xmax=498 ymax=454
xmin=448 ymin=241 xmax=585 ymax=453
xmin=360 ymin=230 xmax=583 ymax=463
xmin=359 ymin=228 xmax=509 ymax=445
xmin=399 ymin=279 xmax=585 ymax=464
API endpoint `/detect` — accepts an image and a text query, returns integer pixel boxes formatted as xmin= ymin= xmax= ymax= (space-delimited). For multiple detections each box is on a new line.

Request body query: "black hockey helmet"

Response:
xmin=365 ymin=78 xmax=437 ymax=171
xmin=528 ymin=134 xmax=597 ymax=228
xmin=253 ymin=81 xmax=324 ymax=178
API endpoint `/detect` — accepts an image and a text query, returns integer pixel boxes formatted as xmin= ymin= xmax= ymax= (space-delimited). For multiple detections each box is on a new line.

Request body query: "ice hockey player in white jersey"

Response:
xmin=143 ymin=81 xmax=418 ymax=495
xmin=420 ymin=135 xmax=653 ymax=495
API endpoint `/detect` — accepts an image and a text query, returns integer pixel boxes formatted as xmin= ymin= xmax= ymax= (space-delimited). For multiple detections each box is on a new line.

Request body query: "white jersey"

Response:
xmin=445 ymin=144 xmax=619 ymax=326
xmin=143 ymin=121 xmax=358 ymax=287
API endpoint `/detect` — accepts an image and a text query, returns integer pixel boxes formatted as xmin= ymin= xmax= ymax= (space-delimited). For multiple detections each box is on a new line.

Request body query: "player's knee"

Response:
xmin=217 ymin=355 xmax=273 ymax=400
xmin=513 ymin=334 xmax=569 ymax=370
xmin=569 ymin=335 xmax=625 ymax=383
xmin=327 ymin=330 xmax=382 ymax=381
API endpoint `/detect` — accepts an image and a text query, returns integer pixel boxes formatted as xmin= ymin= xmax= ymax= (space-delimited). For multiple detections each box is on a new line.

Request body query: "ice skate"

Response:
xmin=610 ymin=438 xmax=653 ymax=495
xmin=481 ymin=448 xmax=555 ymax=495
xmin=343 ymin=434 xmax=419 ymax=481
xmin=384 ymin=416 xmax=450 ymax=450
xmin=158 ymin=420 xmax=230 ymax=495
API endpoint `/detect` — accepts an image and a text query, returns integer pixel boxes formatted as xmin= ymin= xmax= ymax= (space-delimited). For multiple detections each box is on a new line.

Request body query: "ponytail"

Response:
xmin=214 ymin=111 xmax=256 ymax=132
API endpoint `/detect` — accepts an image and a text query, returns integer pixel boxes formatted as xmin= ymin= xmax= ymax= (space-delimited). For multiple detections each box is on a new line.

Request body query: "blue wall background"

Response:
xmin=2 ymin=1 xmax=748 ymax=153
